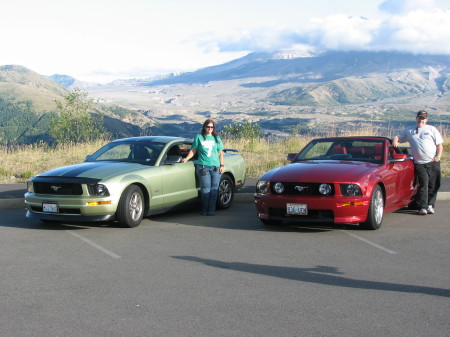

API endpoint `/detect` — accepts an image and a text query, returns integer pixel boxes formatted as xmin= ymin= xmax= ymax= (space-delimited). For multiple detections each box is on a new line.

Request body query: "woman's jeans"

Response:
xmin=196 ymin=165 xmax=220 ymax=215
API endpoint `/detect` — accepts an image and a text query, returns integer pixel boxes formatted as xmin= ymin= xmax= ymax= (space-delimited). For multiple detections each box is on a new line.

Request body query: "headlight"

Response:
xmin=340 ymin=184 xmax=362 ymax=196
xmin=88 ymin=184 xmax=110 ymax=196
xmin=256 ymin=181 xmax=269 ymax=194
xmin=27 ymin=181 xmax=34 ymax=193
xmin=319 ymin=183 xmax=332 ymax=195
xmin=273 ymin=182 xmax=284 ymax=194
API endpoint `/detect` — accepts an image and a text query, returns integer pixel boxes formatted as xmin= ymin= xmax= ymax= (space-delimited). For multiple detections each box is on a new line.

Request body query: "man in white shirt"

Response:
xmin=393 ymin=110 xmax=444 ymax=215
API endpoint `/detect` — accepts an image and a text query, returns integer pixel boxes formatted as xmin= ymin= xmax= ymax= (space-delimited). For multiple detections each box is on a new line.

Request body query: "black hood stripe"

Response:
xmin=56 ymin=162 xmax=110 ymax=177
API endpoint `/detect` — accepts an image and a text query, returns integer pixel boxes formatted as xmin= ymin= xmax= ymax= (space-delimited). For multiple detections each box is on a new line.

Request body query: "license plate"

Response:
xmin=287 ymin=203 xmax=308 ymax=215
xmin=43 ymin=203 xmax=58 ymax=213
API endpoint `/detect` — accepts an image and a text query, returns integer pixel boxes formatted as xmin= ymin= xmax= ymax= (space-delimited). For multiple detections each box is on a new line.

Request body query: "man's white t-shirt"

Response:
xmin=397 ymin=124 xmax=443 ymax=164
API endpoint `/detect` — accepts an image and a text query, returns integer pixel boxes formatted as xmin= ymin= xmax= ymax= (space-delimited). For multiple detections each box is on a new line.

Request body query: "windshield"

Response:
xmin=85 ymin=141 xmax=166 ymax=165
xmin=293 ymin=139 xmax=386 ymax=163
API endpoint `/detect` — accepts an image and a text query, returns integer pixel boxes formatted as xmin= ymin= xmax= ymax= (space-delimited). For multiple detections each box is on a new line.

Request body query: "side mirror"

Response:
xmin=164 ymin=155 xmax=182 ymax=165
xmin=389 ymin=153 xmax=407 ymax=162
xmin=287 ymin=153 xmax=298 ymax=161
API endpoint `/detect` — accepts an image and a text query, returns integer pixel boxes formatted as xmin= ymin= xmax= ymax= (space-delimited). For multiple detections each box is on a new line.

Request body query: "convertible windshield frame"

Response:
xmin=293 ymin=138 xmax=387 ymax=164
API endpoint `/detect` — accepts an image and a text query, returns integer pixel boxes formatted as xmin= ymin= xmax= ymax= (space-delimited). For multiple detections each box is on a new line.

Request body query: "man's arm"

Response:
xmin=393 ymin=135 xmax=400 ymax=148
xmin=434 ymin=143 xmax=444 ymax=162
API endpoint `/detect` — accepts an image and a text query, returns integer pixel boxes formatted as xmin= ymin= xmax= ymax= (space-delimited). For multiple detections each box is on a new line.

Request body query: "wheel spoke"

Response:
xmin=219 ymin=181 xmax=231 ymax=203
xmin=129 ymin=193 xmax=142 ymax=220
xmin=374 ymin=191 xmax=383 ymax=224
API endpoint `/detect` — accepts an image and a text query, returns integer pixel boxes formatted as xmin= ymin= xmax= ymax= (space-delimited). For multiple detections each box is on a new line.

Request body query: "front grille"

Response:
xmin=34 ymin=182 xmax=83 ymax=195
xmin=271 ymin=182 xmax=335 ymax=196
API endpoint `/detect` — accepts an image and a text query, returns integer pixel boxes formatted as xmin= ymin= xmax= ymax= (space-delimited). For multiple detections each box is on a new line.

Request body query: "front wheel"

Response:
xmin=361 ymin=185 xmax=384 ymax=230
xmin=216 ymin=175 xmax=234 ymax=209
xmin=116 ymin=185 xmax=144 ymax=228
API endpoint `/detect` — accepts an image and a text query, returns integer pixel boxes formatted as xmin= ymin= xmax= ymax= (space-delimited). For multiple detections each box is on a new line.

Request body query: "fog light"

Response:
xmin=273 ymin=182 xmax=285 ymax=194
xmin=319 ymin=183 xmax=332 ymax=195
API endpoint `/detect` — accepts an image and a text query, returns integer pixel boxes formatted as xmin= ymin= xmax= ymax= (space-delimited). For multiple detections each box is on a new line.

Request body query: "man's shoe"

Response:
xmin=427 ymin=205 xmax=435 ymax=214
xmin=418 ymin=209 xmax=428 ymax=215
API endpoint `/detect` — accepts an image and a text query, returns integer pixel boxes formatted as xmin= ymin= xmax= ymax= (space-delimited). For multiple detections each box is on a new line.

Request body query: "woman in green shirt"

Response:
xmin=182 ymin=119 xmax=225 ymax=215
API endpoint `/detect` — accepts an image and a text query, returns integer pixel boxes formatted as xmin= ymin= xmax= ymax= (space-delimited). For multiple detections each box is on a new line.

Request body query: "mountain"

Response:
xmin=141 ymin=51 xmax=450 ymax=87
xmin=86 ymin=50 xmax=450 ymax=134
xmin=3 ymin=50 xmax=450 ymax=144
xmin=92 ymin=50 xmax=449 ymax=119
xmin=0 ymin=65 xmax=153 ymax=144
xmin=47 ymin=74 xmax=96 ymax=89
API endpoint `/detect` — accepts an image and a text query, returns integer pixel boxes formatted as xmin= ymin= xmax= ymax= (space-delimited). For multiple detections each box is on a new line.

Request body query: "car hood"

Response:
xmin=36 ymin=161 xmax=153 ymax=181
xmin=260 ymin=160 xmax=380 ymax=183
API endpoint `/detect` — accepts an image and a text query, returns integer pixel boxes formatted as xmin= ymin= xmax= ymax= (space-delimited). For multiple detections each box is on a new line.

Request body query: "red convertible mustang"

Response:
xmin=254 ymin=137 xmax=416 ymax=230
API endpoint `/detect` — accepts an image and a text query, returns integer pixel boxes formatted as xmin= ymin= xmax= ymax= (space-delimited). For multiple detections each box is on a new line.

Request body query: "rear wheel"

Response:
xmin=361 ymin=185 xmax=384 ymax=230
xmin=216 ymin=175 xmax=234 ymax=209
xmin=116 ymin=185 xmax=144 ymax=228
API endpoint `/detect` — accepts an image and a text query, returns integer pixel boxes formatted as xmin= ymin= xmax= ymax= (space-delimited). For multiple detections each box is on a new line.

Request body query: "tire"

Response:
xmin=361 ymin=185 xmax=384 ymax=230
xmin=116 ymin=185 xmax=144 ymax=228
xmin=216 ymin=175 xmax=234 ymax=209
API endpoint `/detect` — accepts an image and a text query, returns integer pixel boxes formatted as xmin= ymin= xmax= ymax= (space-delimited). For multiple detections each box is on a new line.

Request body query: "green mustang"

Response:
xmin=25 ymin=136 xmax=246 ymax=227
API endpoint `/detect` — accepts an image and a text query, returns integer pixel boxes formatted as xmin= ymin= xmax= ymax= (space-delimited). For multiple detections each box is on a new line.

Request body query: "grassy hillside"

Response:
xmin=0 ymin=65 xmax=68 ymax=114
xmin=0 ymin=65 xmax=156 ymax=143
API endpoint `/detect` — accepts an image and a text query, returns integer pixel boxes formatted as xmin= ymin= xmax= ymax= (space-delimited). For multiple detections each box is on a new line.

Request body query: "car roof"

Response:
xmin=110 ymin=136 xmax=192 ymax=143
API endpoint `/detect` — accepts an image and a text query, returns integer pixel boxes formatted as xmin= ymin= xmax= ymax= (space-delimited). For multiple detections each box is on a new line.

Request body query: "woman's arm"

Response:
xmin=219 ymin=150 xmax=225 ymax=173
xmin=182 ymin=149 xmax=197 ymax=163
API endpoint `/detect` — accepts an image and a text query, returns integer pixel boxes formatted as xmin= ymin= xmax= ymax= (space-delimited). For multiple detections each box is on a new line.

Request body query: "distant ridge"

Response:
xmin=140 ymin=51 xmax=450 ymax=86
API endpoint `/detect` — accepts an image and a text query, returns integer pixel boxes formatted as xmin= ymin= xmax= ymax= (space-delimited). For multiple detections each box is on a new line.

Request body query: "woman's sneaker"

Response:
xmin=427 ymin=205 xmax=435 ymax=214
xmin=418 ymin=208 xmax=428 ymax=215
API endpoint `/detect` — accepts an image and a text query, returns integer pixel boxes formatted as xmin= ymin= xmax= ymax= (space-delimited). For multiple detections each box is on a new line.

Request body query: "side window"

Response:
xmin=179 ymin=143 xmax=196 ymax=160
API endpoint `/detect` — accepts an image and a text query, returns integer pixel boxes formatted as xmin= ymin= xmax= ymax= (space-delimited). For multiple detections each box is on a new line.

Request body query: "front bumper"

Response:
xmin=26 ymin=211 xmax=115 ymax=222
xmin=254 ymin=193 xmax=370 ymax=224
xmin=24 ymin=192 xmax=118 ymax=222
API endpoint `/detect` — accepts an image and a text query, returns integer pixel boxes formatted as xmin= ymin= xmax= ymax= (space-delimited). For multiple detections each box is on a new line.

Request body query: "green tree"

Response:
xmin=222 ymin=121 xmax=261 ymax=140
xmin=50 ymin=89 xmax=105 ymax=144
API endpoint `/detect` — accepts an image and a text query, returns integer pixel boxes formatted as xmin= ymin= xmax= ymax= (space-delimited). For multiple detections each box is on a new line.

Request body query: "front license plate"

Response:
xmin=287 ymin=203 xmax=308 ymax=215
xmin=43 ymin=203 xmax=58 ymax=213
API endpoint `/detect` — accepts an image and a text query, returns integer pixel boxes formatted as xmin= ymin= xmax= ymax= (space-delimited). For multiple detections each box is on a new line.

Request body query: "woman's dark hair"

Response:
xmin=201 ymin=119 xmax=219 ymax=142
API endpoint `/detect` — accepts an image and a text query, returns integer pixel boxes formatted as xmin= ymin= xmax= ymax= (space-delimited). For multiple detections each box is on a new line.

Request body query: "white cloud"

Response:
xmin=305 ymin=15 xmax=380 ymax=50
xmin=372 ymin=8 xmax=450 ymax=53
xmin=207 ymin=4 xmax=450 ymax=56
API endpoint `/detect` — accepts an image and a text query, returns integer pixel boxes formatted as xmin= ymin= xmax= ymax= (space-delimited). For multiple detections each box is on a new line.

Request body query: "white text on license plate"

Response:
xmin=43 ymin=203 xmax=58 ymax=213
xmin=287 ymin=203 xmax=308 ymax=215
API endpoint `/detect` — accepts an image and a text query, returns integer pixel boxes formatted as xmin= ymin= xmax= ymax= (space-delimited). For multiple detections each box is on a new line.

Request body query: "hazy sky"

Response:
xmin=1 ymin=0 xmax=449 ymax=83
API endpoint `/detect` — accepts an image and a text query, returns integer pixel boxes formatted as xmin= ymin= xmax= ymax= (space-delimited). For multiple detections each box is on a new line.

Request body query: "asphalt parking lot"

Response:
xmin=0 ymin=184 xmax=449 ymax=337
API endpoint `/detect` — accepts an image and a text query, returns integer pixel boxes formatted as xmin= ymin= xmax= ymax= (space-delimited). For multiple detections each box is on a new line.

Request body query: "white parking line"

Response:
xmin=340 ymin=230 xmax=397 ymax=254
xmin=67 ymin=231 xmax=121 ymax=259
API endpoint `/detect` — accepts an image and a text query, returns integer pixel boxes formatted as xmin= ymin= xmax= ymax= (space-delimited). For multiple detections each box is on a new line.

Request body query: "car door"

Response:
xmin=388 ymin=146 xmax=415 ymax=204
xmin=159 ymin=143 xmax=198 ymax=207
